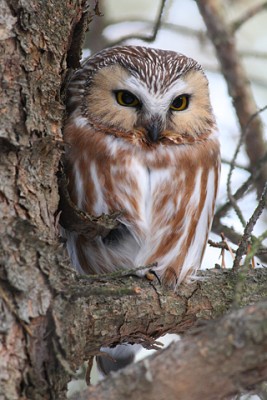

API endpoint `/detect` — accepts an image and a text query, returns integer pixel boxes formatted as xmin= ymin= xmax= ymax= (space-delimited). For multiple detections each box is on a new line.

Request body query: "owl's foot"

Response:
xmin=145 ymin=266 xmax=178 ymax=288
xmin=145 ymin=270 xmax=161 ymax=284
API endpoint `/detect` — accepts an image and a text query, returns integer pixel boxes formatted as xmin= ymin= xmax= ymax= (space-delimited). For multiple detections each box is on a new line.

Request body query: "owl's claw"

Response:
xmin=145 ymin=269 xmax=161 ymax=285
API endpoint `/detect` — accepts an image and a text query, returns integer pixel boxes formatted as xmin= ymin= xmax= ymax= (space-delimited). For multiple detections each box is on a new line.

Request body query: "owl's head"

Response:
xmin=67 ymin=46 xmax=216 ymax=146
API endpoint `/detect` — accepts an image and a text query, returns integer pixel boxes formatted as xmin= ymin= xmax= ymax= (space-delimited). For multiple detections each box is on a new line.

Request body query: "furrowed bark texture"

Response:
xmin=0 ymin=1 xmax=91 ymax=399
xmin=70 ymin=300 xmax=267 ymax=400
xmin=196 ymin=0 xmax=267 ymax=195
xmin=53 ymin=269 xmax=267 ymax=368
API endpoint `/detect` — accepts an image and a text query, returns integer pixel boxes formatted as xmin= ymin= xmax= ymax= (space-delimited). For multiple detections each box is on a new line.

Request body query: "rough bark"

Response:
xmin=0 ymin=1 xmax=92 ymax=399
xmin=52 ymin=268 xmax=267 ymax=369
xmin=69 ymin=300 xmax=267 ymax=400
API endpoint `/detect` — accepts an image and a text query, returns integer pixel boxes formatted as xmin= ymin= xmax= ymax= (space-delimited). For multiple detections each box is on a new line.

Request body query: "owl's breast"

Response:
xmin=100 ymin=152 xmax=180 ymax=241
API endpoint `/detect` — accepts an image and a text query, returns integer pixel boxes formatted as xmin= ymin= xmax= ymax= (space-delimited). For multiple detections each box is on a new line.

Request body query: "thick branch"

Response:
xmin=70 ymin=300 xmax=267 ymax=400
xmin=52 ymin=268 xmax=267 ymax=369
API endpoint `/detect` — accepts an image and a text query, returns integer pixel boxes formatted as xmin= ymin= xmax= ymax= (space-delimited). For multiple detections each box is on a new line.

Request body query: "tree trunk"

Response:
xmin=0 ymin=1 xmax=91 ymax=398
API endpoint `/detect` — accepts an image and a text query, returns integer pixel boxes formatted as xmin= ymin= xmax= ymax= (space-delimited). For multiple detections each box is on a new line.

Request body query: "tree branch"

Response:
xmin=69 ymin=299 xmax=267 ymax=400
xmin=104 ymin=0 xmax=167 ymax=46
xmin=232 ymin=1 xmax=267 ymax=32
xmin=52 ymin=268 xmax=267 ymax=371
xmin=233 ymin=182 xmax=267 ymax=269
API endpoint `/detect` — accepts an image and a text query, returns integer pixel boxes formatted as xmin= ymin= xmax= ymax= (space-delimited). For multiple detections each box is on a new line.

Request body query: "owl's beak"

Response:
xmin=146 ymin=118 xmax=162 ymax=143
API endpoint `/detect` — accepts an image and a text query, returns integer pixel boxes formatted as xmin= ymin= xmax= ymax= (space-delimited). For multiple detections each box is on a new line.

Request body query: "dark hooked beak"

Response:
xmin=146 ymin=118 xmax=162 ymax=143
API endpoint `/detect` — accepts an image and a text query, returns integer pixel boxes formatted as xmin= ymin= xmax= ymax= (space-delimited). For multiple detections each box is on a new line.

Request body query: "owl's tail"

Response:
xmin=96 ymin=344 xmax=142 ymax=375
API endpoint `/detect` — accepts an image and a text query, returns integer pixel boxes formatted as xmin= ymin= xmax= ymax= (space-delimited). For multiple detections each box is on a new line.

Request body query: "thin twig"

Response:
xmin=226 ymin=139 xmax=247 ymax=229
xmin=208 ymin=239 xmax=236 ymax=253
xmin=211 ymin=220 xmax=267 ymax=263
xmin=105 ymin=0 xmax=167 ymax=46
xmin=226 ymin=105 xmax=267 ymax=228
xmin=240 ymin=49 xmax=267 ymax=60
xmin=215 ymin=152 xmax=267 ymax=221
xmin=215 ymin=175 xmax=253 ymax=221
xmin=233 ymin=182 xmax=267 ymax=270
xmin=221 ymin=158 xmax=250 ymax=172
xmin=232 ymin=1 xmax=267 ymax=32
xmin=76 ymin=263 xmax=158 ymax=281
xmin=106 ymin=18 xmax=205 ymax=40
xmin=151 ymin=0 xmax=167 ymax=40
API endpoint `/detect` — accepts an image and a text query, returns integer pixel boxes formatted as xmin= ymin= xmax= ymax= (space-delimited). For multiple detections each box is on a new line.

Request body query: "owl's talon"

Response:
xmin=145 ymin=270 xmax=161 ymax=285
xmin=145 ymin=271 xmax=155 ymax=281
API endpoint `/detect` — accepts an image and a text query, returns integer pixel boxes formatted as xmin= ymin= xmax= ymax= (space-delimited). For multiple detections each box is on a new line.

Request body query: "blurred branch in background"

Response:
xmin=196 ymin=0 xmax=267 ymax=198
xmin=103 ymin=0 xmax=167 ymax=46
xmin=232 ymin=0 xmax=267 ymax=32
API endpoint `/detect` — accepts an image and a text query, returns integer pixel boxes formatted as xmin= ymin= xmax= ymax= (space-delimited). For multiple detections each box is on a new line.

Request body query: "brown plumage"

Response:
xmin=63 ymin=45 xmax=220 ymax=287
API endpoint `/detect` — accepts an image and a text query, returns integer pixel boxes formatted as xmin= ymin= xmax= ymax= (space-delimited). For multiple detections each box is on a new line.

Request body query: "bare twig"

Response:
xmin=106 ymin=19 xmax=206 ymax=44
xmin=226 ymin=107 xmax=267 ymax=229
xmin=232 ymin=1 xmax=267 ymax=32
xmin=215 ymin=174 xmax=254 ymax=222
xmin=76 ymin=263 xmax=157 ymax=282
xmin=221 ymin=158 xmax=250 ymax=172
xmin=240 ymin=49 xmax=267 ymax=60
xmin=215 ymin=150 xmax=267 ymax=226
xmin=224 ymin=105 xmax=267 ymax=232
xmin=211 ymin=222 xmax=267 ymax=263
xmin=104 ymin=0 xmax=167 ymax=46
xmin=208 ymin=239 xmax=236 ymax=253
xmin=225 ymin=133 xmax=250 ymax=229
xmin=233 ymin=182 xmax=267 ymax=270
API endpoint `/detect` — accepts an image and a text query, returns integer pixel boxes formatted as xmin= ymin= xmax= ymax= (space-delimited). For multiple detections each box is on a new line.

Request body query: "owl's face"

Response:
xmin=68 ymin=46 xmax=215 ymax=147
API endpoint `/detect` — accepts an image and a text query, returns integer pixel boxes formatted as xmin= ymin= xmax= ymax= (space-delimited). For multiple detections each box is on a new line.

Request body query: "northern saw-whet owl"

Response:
xmin=63 ymin=45 xmax=220 ymax=373
xmin=63 ymin=45 xmax=220 ymax=285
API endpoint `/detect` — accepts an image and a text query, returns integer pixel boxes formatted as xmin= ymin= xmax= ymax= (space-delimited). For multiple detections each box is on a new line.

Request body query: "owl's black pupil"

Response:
xmin=122 ymin=91 xmax=135 ymax=104
xmin=172 ymin=96 xmax=184 ymax=108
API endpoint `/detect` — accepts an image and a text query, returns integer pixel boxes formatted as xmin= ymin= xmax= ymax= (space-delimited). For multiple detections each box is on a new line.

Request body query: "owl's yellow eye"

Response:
xmin=170 ymin=95 xmax=189 ymax=111
xmin=115 ymin=90 xmax=140 ymax=107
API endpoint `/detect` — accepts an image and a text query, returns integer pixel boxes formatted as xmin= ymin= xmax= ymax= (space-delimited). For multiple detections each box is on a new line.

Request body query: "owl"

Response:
xmin=63 ymin=45 xmax=220 ymax=288
xmin=63 ymin=45 xmax=220 ymax=374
